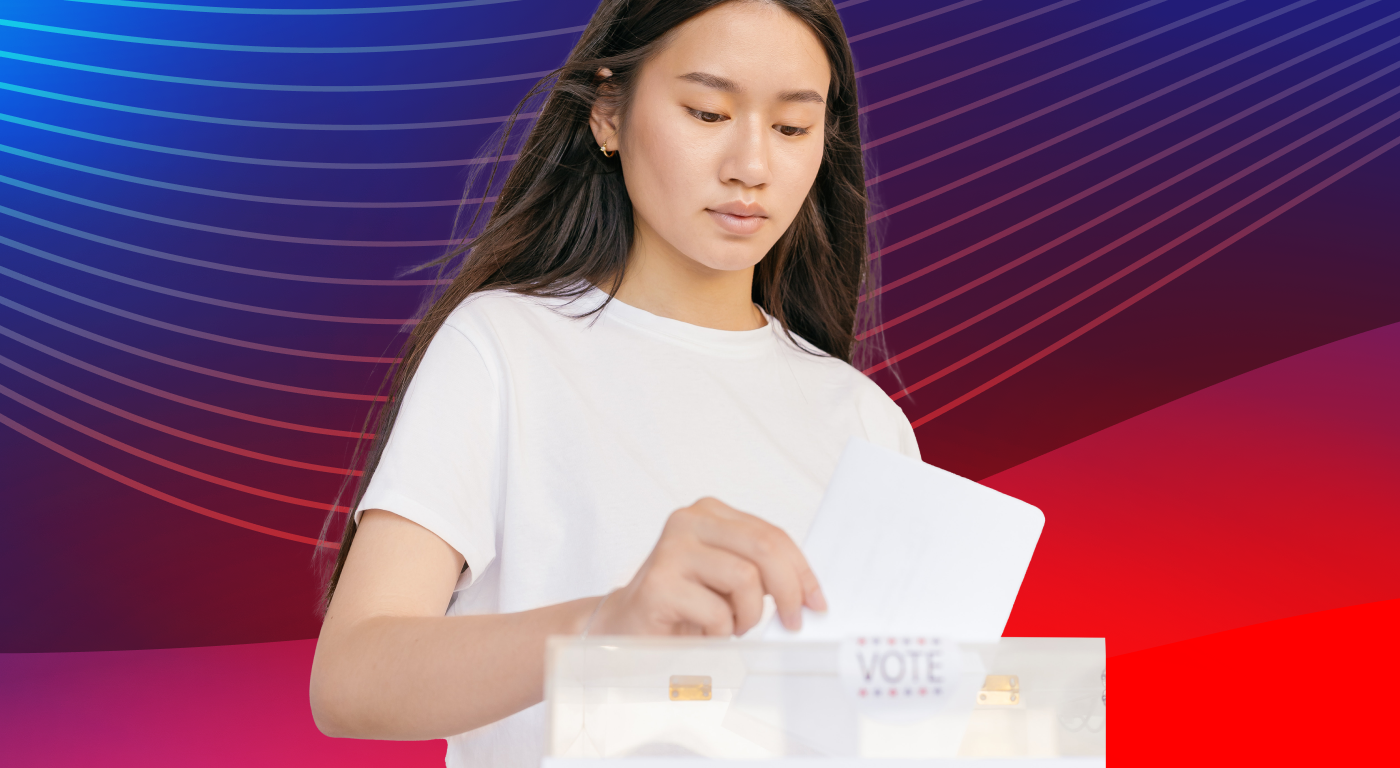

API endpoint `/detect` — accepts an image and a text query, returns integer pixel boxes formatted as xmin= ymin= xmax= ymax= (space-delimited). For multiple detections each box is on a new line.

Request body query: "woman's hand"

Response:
xmin=591 ymin=497 xmax=826 ymax=636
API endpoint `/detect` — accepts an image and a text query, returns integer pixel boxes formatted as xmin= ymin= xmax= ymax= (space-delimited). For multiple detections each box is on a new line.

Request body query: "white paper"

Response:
xmin=763 ymin=436 xmax=1044 ymax=641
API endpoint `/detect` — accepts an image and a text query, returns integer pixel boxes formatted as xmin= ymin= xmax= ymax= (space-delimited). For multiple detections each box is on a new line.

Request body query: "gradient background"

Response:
xmin=1 ymin=0 xmax=1396 ymax=764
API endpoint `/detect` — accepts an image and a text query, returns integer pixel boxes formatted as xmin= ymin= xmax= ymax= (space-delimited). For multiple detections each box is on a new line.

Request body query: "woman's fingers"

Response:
xmin=611 ymin=497 xmax=825 ymax=638
xmin=684 ymin=545 xmax=767 ymax=636
xmin=683 ymin=498 xmax=823 ymax=630
xmin=669 ymin=578 xmax=738 ymax=637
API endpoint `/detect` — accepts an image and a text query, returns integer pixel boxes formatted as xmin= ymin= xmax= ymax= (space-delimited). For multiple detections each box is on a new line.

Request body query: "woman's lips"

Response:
xmin=706 ymin=209 xmax=767 ymax=235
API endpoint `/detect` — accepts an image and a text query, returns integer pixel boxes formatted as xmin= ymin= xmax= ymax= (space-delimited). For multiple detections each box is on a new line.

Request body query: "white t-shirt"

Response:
xmin=352 ymin=284 xmax=919 ymax=767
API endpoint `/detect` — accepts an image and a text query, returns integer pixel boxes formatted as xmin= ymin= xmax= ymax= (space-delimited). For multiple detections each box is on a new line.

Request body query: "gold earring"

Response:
xmin=599 ymin=135 xmax=616 ymax=157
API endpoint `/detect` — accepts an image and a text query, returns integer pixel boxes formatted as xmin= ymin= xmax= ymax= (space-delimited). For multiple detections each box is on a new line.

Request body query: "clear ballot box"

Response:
xmin=544 ymin=636 xmax=1105 ymax=765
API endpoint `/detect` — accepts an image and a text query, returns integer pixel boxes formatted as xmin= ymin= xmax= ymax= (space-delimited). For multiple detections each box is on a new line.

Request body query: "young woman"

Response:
xmin=309 ymin=0 xmax=919 ymax=764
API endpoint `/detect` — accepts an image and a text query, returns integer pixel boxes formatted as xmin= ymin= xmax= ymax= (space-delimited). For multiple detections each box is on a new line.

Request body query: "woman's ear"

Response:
xmin=589 ymin=67 xmax=620 ymax=152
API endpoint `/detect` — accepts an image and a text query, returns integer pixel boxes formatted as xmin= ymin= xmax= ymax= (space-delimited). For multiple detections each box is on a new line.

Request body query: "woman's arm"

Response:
xmin=309 ymin=507 xmax=600 ymax=740
xmin=311 ymin=499 xmax=824 ymax=740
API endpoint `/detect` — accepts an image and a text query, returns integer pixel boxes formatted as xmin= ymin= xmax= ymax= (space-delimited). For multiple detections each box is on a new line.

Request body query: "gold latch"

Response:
xmin=669 ymin=675 xmax=712 ymax=701
xmin=978 ymin=675 xmax=1020 ymax=706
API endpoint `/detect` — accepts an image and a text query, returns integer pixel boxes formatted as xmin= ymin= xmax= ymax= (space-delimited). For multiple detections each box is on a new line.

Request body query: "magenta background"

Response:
xmin=1 ymin=0 xmax=1397 ymax=763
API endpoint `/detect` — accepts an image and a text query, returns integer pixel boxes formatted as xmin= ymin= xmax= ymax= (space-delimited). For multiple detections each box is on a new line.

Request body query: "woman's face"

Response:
xmin=596 ymin=1 xmax=832 ymax=274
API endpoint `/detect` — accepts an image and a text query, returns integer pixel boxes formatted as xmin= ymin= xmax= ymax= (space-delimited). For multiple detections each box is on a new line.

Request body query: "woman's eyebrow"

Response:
xmin=777 ymin=88 xmax=825 ymax=104
xmin=678 ymin=71 xmax=740 ymax=93
xmin=678 ymin=71 xmax=824 ymax=104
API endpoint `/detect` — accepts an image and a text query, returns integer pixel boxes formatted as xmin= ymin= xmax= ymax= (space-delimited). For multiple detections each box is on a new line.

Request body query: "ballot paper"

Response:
xmin=764 ymin=436 xmax=1045 ymax=641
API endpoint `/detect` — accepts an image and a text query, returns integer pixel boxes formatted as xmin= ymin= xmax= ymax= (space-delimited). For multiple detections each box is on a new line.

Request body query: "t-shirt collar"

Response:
xmin=571 ymin=283 xmax=780 ymax=357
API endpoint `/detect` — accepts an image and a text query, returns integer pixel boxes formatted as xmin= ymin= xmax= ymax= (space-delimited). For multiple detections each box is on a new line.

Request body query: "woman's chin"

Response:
xmin=686 ymin=251 xmax=768 ymax=273
xmin=679 ymin=237 xmax=772 ymax=273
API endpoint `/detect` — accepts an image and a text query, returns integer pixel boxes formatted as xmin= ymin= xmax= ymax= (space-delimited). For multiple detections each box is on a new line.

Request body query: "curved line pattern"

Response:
xmin=866 ymin=0 xmax=1372 ymax=254
xmin=2 ymin=0 xmax=1356 ymax=273
xmin=0 ymin=1 xmax=1251 ymax=221
xmin=866 ymin=13 xmax=1400 ymax=216
xmin=0 ymin=4 xmax=1089 ymax=161
xmin=0 ymin=410 xmax=336 ymax=547
xmin=0 ymin=382 xmax=351 ymax=512
xmin=0 ymin=51 xmax=553 ymax=92
xmin=0 ymin=144 xmax=464 ymax=207
xmin=909 ymin=129 xmax=1400 ymax=427
xmin=862 ymin=36 xmax=1400 ymax=316
xmin=0 ymin=323 xmax=375 ymax=437
xmin=0 ymin=18 xmax=586 ymax=54
xmin=846 ymin=0 xmax=989 ymax=44
xmin=863 ymin=0 xmax=1322 ymax=150
xmin=868 ymin=78 xmax=1400 ymax=376
xmin=0 ymin=144 xmax=465 ymax=207
xmin=0 ymin=284 xmax=399 ymax=372
xmin=889 ymin=93 xmax=1400 ymax=398
xmin=866 ymin=56 xmax=1400 ymax=312
xmin=3 ymin=0 xmax=919 ymax=98
xmin=0 ymin=83 xmax=535 ymax=131
xmin=860 ymin=0 xmax=1170 ymax=115
xmin=1 ymin=174 xmax=461 ymax=246
xmin=14 ymin=0 xmax=1324 ymax=234
xmin=871 ymin=66 xmax=1400 ymax=344
xmin=0 ymin=114 xmax=515 ymax=167
xmin=854 ymin=0 xmax=1086 ymax=78
xmin=0 ymin=206 xmax=451 ymax=285
xmin=4 ymin=0 xmax=1388 ymax=554
xmin=1 ymin=236 xmax=421 ymax=325
xmin=5 ymin=1 xmax=944 ymax=92
xmin=0 ymin=3 xmax=1010 ymax=169
xmin=55 ymin=0 xmax=518 ymax=14
xmin=0 ymin=352 xmax=357 ymax=475
xmin=0 ymin=0 xmax=1171 ymax=197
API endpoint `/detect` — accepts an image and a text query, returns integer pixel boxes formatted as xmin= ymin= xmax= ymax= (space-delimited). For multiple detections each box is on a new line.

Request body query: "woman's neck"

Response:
xmin=610 ymin=225 xmax=767 ymax=331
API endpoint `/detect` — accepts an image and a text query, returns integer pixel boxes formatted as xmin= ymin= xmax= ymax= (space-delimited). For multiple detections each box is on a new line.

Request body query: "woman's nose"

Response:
xmin=719 ymin=114 xmax=772 ymax=189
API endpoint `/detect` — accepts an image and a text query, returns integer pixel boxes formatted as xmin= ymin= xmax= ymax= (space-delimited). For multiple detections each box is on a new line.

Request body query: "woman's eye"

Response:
xmin=776 ymin=125 xmax=809 ymax=137
xmin=689 ymin=109 xmax=726 ymax=123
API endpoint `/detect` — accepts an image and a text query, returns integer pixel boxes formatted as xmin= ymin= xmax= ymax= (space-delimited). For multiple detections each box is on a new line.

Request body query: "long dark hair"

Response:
xmin=314 ymin=0 xmax=890 ymax=614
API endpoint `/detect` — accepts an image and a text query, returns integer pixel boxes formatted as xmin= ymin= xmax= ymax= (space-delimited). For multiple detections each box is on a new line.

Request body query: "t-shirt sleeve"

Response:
xmin=854 ymin=375 xmax=923 ymax=463
xmin=353 ymin=321 xmax=502 ymax=587
xmin=889 ymin=400 xmax=922 ymax=462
